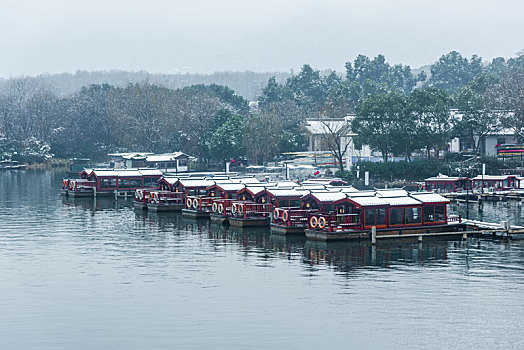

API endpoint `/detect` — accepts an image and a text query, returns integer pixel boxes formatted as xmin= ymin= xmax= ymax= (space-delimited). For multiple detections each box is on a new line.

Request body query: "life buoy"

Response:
xmin=218 ymin=203 xmax=224 ymax=214
xmin=273 ymin=209 xmax=279 ymax=219
xmin=138 ymin=190 xmax=143 ymax=200
xmin=238 ymin=204 xmax=244 ymax=214
xmin=318 ymin=216 xmax=326 ymax=229
xmin=418 ymin=183 xmax=423 ymax=191
xmin=310 ymin=216 xmax=318 ymax=228
xmin=212 ymin=202 xmax=218 ymax=213
xmin=186 ymin=198 xmax=192 ymax=208
xmin=231 ymin=204 xmax=237 ymax=214
xmin=192 ymin=198 xmax=199 ymax=209
xmin=282 ymin=210 xmax=289 ymax=222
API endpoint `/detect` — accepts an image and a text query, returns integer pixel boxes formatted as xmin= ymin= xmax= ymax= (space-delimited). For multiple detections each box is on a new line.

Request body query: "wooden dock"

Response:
xmin=443 ymin=190 xmax=524 ymax=203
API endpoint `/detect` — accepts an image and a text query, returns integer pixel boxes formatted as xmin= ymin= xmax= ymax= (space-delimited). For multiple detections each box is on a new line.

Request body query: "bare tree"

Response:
xmin=317 ymin=118 xmax=351 ymax=173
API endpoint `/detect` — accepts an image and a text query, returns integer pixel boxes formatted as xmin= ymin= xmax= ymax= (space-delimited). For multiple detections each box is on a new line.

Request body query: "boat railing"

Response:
xmin=447 ymin=214 xmax=462 ymax=223
xmin=231 ymin=202 xmax=272 ymax=219
xmin=185 ymin=196 xmax=215 ymax=212
xmin=307 ymin=212 xmax=362 ymax=232
xmin=211 ymin=198 xmax=234 ymax=216
xmin=67 ymin=179 xmax=96 ymax=191
xmin=135 ymin=189 xmax=151 ymax=202
xmin=149 ymin=191 xmax=183 ymax=204
xmin=272 ymin=208 xmax=318 ymax=227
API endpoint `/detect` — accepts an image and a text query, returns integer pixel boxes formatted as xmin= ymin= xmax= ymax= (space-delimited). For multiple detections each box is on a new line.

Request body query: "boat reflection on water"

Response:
xmin=303 ymin=240 xmax=452 ymax=270
xmin=61 ymin=197 xmax=460 ymax=271
xmin=61 ymin=196 xmax=133 ymax=212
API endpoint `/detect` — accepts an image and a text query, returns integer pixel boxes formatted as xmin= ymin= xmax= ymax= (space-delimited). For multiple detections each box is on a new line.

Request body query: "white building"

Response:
xmin=108 ymin=152 xmax=191 ymax=172
xmin=304 ymin=116 xmax=376 ymax=169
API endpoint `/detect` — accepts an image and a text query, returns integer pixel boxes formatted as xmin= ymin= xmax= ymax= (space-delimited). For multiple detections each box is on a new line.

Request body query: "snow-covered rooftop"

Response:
xmin=410 ymin=192 xmax=450 ymax=204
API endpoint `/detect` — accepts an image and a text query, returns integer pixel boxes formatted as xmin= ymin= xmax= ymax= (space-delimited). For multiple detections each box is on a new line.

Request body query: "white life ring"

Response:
xmin=186 ymin=198 xmax=192 ymax=208
xmin=212 ymin=202 xmax=218 ymax=213
xmin=231 ymin=204 xmax=237 ymax=214
xmin=192 ymin=198 xmax=199 ymax=209
xmin=218 ymin=203 xmax=224 ymax=214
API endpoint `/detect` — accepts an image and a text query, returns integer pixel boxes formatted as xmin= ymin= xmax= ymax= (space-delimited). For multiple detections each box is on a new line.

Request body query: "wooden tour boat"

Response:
xmin=228 ymin=202 xmax=272 ymax=227
xmin=304 ymin=190 xmax=465 ymax=241
xmin=147 ymin=191 xmax=185 ymax=212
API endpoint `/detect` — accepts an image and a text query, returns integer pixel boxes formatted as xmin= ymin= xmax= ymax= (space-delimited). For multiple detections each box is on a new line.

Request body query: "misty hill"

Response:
xmin=5 ymin=70 xmax=294 ymax=101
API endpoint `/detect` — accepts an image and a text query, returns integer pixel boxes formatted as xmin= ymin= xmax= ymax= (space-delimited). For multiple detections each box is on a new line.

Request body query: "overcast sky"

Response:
xmin=0 ymin=0 xmax=523 ymax=77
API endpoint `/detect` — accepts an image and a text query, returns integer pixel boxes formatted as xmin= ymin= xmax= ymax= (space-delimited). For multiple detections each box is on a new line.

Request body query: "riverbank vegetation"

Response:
xmin=1 ymin=51 xmax=523 ymax=174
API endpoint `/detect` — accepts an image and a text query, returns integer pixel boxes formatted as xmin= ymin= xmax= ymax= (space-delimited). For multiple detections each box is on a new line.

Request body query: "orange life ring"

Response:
xmin=238 ymin=204 xmax=244 ymax=214
xmin=318 ymin=216 xmax=326 ymax=229
xmin=418 ymin=183 xmax=423 ymax=191
xmin=273 ymin=209 xmax=279 ymax=219
xmin=310 ymin=216 xmax=318 ymax=228
xmin=282 ymin=210 xmax=289 ymax=222
xmin=186 ymin=198 xmax=192 ymax=208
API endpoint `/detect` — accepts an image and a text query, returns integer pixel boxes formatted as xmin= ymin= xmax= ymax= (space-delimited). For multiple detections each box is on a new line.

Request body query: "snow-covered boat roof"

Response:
xmin=425 ymin=175 xmax=467 ymax=182
xmin=177 ymin=179 xmax=216 ymax=188
xmin=91 ymin=168 xmax=163 ymax=177
xmin=276 ymin=181 xmax=300 ymax=187
xmin=307 ymin=192 xmax=348 ymax=203
xmin=264 ymin=188 xmax=310 ymax=198
xmin=240 ymin=186 xmax=267 ymax=196
xmin=146 ymin=152 xmax=189 ymax=162
xmin=410 ymin=192 xmax=450 ymax=204
xmin=380 ymin=196 xmax=421 ymax=206
xmin=208 ymin=183 xmax=246 ymax=192
xmin=159 ymin=176 xmax=179 ymax=185
xmin=471 ymin=175 xmax=518 ymax=181
xmin=375 ymin=189 xmax=409 ymax=197
xmin=348 ymin=195 xmax=388 ymax=207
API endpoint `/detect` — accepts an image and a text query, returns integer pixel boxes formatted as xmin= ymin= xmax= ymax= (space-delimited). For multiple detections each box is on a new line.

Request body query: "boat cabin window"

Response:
xmin=423 ymin=205 xmax=434 ymax=223
xmin=118 ymin=178 xmax=142 ymax=189
xmin=390 ymin=208 xmax=406 ymax=226
xmin=435 ymin=205 xmax=445 ymax=222
xmin=100 ymin=178 xmax=117 ymax=189
xmin=406 ymin=207 xmax=421 ymax=224
xmin=364 ymin=208 xmax=386 ymax=227
xmin=323 ymin=204 xmax=335 ymax=213
xmin=423 ymin=205 xmax=446 ymax=223
xmin=144 ymin=177 xmax=158 ymax=188
xmin=279 ymin=199 xmax=300 ymax=208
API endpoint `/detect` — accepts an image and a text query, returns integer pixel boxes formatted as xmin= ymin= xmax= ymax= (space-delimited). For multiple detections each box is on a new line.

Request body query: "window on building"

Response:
xmin=423 ymin=205 xmax=435 ymax=223
xmin=435 ymin=205 xmax=445 ymax=222
xmin=376 ymin=208 xmax=386 ymax=226
xmin=100 ymin=178 xmax=116 ymax=189
xmin=364 ymin=209 xmax=376 ymax=227
xmin=406 ymin=207 xmax=421 ymax=224
xmin=390 ymin=208 xmax=405 ymax=226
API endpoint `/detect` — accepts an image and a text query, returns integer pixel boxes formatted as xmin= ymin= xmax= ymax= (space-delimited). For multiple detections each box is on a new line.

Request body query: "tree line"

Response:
xmin=0 ymin=50 xmax=523 ymax=165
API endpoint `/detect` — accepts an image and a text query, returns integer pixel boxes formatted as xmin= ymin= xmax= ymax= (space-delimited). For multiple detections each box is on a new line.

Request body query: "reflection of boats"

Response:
xmin=304 ymin=239 xmax=451 ymax=269
xmin=0 ymin=160 xmax=26 ymax=170
xmin=61 ymin=196 xmax=131 ymax=211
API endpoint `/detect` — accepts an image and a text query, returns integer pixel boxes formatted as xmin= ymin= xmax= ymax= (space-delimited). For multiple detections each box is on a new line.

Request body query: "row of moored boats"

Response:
xmin=62 ymin=169 xmax=464 ymax=241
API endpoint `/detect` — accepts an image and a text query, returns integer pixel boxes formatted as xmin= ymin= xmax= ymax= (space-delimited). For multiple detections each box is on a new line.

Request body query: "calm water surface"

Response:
xmin=1 ymin=170 xmax=523 ymax=349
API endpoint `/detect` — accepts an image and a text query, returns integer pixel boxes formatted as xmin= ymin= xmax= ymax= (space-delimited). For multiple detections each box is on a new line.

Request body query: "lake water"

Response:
xmin=1 ymin=170 xmax=523 ymax=350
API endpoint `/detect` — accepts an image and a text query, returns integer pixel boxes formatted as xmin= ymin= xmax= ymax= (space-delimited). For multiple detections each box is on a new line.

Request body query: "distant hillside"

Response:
xmin=1 ymin=70 xmax=294 ymax=101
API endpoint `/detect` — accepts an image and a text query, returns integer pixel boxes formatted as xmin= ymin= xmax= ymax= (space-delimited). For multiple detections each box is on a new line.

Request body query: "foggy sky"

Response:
xmin=1 ymin=0 xmax=523 ymax=78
